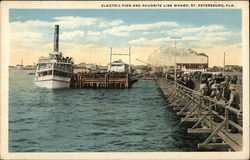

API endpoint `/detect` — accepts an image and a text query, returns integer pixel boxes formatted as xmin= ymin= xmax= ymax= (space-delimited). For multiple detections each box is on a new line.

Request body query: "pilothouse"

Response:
xmin=35 ymin=25 xmax=74 ymax=88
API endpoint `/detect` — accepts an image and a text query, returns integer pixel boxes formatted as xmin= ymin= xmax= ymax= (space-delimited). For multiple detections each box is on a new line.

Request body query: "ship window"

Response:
xmin=42 ymin=71 xmax=47 ymax=76
xmin=53 ymin=70 xmax=71 ymax=77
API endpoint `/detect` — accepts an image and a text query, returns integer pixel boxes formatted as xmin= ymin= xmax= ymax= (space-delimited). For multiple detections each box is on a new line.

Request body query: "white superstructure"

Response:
xmin=107 ymin=59 xmax=129 ymax=73
xmin=181 ymin=66 xmax=207 ymax=74
xmin=35 ymin=25 xmax=74 ymax=89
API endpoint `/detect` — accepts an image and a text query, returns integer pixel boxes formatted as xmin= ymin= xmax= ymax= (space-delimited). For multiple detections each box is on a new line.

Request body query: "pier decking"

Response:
xmin=157 ymin=78 xmax=243 ymax=151
xmin=70 ymin=72 xmax=137 ymax=89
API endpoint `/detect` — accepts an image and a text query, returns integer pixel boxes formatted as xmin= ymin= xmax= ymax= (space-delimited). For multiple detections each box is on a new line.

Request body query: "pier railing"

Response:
xmin=157 ymin=78 xmax=243 ymax=151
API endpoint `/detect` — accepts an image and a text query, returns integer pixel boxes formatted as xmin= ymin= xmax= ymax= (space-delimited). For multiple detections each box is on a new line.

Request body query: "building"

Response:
xmin=73 ymin=66 xmax=90 ymax=73
xmin=74 ymin=63 xmax=98 ymax=73
xmin=107 ymin=59 xmax=129 ymax=73
xmin=96 ymin=66 xmax=108 ymax=73
xmin=224 ymin=65 xmax=242 ymax=72
xmin=16 ymin=64 xmax=23 ymax=70
xmin=76 ymin=63 xmax=96 ymax=69
xmin=85 ymin=63 xmax=97 ymax=70
xmin=176 ymin=63 xmax=208 ymax=73
xmin=210 ymin=66 xmax=223 ymax=72
xmin=8 ymin=66 xmax=16 ymax=70
xmin=24 ymin=65 xmax=36 ymax=70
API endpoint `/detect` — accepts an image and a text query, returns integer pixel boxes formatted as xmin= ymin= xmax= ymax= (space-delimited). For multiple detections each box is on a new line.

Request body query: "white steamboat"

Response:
xmin=35 ymin=25 xmax=74 ymax=89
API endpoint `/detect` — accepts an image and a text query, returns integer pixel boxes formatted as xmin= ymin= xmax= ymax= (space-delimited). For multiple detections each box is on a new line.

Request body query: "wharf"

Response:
xmin=70 ymin=72 xmax=137 ymax=89
xmin=156 ymin=78 xmax=243 ymax=151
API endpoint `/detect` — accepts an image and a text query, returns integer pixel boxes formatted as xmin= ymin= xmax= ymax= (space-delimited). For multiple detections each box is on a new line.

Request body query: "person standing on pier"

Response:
xmin=209 ymin=84 xmax=217 ymax=99
xmin=231 ymin=75 xmax=238 ymax=84
xmin=200 ymin=78 xmax=210 ymax=96
xmin=207 ymin=78 xmax=214 ymax=88
xmin=177 ymin=75 xmax=185 ymax=85
xmin=183 ymin=76 xmax=188 ymax=86
xmin=186 ymin=77 xmax=195 ymax=90
xmin=226 ymin=84 xmax=240 ymax=133
xmin=221 ymin=81 xmax=231 ymax=102
xmin=224 ymin=76 xmax=231 ymax=84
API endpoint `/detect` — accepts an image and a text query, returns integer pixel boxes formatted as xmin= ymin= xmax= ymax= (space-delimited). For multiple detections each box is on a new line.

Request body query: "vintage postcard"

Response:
xmin=0 ymin=1 xmax=249 ymax=160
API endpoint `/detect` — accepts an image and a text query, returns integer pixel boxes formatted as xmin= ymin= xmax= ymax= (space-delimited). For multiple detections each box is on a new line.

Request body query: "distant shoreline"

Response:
xmin=9 ymin=68 xmax=36 ymax=71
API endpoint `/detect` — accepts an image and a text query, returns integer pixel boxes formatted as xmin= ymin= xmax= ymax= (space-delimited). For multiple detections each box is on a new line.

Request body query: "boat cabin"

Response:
xmin=107 ymin=60 xmax=129 ymax=73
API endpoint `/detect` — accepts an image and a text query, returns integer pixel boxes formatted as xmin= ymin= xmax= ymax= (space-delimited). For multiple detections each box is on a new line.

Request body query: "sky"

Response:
xmin=9 ymin=9 xmax=242 ymax=67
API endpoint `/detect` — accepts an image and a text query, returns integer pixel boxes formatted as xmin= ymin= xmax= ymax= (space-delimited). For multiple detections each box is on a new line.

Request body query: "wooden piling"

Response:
xmin=70 ymin=72 xmax=136 ymax=89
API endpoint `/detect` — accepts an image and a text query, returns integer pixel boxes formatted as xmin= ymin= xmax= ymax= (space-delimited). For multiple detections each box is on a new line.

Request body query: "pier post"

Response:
xmin=77 ymin=74 xmax=80 ymax=88
xmin=125 ymin=73 xmax=129 ymax=88
xmin=208 ymin=101 xmax=213 ymax=130
xmin=105 ymin=73 xmax=108 ymax=88
xmin=225 ymin=107 xmax=229 ymax=133
xmin=79 ymin=75 xmax=82 ymax=88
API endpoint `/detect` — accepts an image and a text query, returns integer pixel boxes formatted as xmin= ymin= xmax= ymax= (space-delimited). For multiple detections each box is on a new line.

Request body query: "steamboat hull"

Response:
xmin=35 ymin=75 xmax=71 ymax=89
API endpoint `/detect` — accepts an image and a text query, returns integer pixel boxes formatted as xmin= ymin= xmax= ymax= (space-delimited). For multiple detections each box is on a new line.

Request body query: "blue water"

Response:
xmin=9 ymin=70 xmax=204 ymax=152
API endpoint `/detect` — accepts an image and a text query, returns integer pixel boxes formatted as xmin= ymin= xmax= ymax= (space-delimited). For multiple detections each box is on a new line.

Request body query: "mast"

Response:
xmin=129 ymin=47 xmax=131 ymax=74
xmin=110 ymin=47 xmax=112 ymax=64
xmin=223 ymin=52 xmax=226 ymax=76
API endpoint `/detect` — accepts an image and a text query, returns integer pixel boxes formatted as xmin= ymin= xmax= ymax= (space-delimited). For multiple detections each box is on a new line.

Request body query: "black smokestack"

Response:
xmin=54 ymin=25 xmax=59 ymax=52
xmin=196 ymin=53 xmax=208 ymax=57
xmin=188 ymin=49 xmax=209 ymax=67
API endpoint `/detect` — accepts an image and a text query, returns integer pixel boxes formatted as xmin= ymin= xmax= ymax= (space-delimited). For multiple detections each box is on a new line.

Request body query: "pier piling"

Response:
xmin=70 ymin=72 xmax=137 ymax=89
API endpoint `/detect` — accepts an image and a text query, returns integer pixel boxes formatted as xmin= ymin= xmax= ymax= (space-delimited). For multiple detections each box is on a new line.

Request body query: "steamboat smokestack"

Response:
xmin=54 ymin=25 xmax=59 ymax=52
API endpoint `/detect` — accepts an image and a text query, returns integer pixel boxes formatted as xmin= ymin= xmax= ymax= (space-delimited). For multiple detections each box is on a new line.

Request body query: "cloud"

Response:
xmin=142 ymin=31 xmax=157 ymax=35
xmin=9 ymin=11 xmax=241 ymax=67
xmin=53 ymin=16 xmax=98 ymax=29
xmin=164 ymin=25 xmax=225 ymax=36
xmin=142 ymin=25 xmax=228 ymax=36
xmin=129 ymin=38 xmax=148 ymax=45
xmin=103 ymin=21 xmax=179 ymax=36
xmin=10 ymin=16 xmax=124 ymax=31
xmin=110 ymin=20 xmax=124 ymax=26
xmin=129 ymin=24 xmax=234 ymax=47
xmin=14 ymin=16 xmax=23 ymax=19
xmin=98 ymin=19 xmax=124 ymax=27
xmin=129 ymin=37 xmax=172 ymax=46
xmin=10 ymin=16 xmax=123 ymax=44
xmin=181 ymin=36 xmax=201 ymax=41
xmin=11 ymin=20 xmax=51 ymax=31
xmin=206 ymin=31 xmax=232 ymax=37
xmin=129 ymin=34 xmax=231 ymax=47
xmin=87 ymin=31 xmax=102 ymax=36
xmin=129 ymin=22 xmax=179 ymax=30
xmin=11 ymin=31 xmax=43 ymax=42
xmin=60 ymin=30 xmax=85 ymax=40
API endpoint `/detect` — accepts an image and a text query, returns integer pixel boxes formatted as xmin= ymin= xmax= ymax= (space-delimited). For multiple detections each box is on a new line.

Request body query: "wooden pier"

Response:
xmin=157 ymin=78 xmax=243 ymax=151
xmin=70 ymin=72 xmax=137 ymax=89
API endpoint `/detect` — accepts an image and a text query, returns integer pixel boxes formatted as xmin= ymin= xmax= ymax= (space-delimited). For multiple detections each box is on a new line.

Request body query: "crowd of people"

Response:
xmin=166 ymin=73 xmax=242 ymax=133
xmin=198 ymin=75 xmax=241 ymax=133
